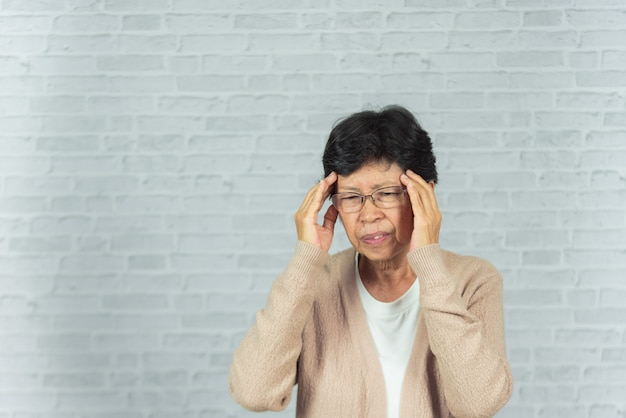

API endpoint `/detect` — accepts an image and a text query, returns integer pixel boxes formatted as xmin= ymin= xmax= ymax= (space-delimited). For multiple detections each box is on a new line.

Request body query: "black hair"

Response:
xmin=322 ymin=105 xmax=437 ymax=188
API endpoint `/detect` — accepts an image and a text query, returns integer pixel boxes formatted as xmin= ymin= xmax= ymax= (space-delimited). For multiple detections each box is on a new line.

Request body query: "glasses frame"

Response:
xmin=330 ymin=185 xmax=407 ymax=213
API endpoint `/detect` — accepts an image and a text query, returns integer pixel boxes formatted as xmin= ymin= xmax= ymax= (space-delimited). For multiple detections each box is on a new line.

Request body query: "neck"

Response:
xmin=358 ymin=254 xmax=416 ymax=302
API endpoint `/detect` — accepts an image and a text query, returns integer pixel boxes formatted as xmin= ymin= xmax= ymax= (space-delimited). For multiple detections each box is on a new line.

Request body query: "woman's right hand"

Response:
xmin=294 ymin=172 xmax=338 ymax=252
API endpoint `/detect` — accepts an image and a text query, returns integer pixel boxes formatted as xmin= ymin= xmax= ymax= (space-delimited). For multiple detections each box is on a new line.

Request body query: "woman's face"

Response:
xmin=335 ymin=161 xmax=414 ymax=265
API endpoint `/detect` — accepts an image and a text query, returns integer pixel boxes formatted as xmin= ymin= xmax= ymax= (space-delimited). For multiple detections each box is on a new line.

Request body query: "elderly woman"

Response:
xmin=229 ymin=105 xmax=512 ymax=418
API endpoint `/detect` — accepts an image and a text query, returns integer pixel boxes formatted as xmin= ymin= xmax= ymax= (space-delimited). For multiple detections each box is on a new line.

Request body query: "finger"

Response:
xmin=404 ymin=170 xmax=438 ymax=213
xmin=322 ymin=204 xmax=338 ymax=232
xmin=401 ymin=172 xmax=426 ymax=213
xmin=318 ymin=171 xmax=337 ymax=201
xmin=298 ymin=172 xmax=338 ymax=223
xmin=311 ymin=172 xmax=337 ymax=215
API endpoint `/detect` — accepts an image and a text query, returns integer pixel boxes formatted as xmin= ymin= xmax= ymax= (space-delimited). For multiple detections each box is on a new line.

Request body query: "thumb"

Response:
xmin=322 ymin=204 xmax=339 ymax=231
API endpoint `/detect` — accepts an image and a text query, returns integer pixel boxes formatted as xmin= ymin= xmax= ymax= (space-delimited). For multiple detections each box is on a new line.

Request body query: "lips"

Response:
xmin=360 ymin=231 xmax=390 ymax=245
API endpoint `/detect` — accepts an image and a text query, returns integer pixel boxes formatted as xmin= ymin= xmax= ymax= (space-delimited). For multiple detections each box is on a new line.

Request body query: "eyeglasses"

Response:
xmin=330 ymin=186 xmax=407 ymax=213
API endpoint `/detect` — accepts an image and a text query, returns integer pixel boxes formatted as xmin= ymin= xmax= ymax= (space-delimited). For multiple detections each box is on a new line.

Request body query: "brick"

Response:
xmin=556 ymin=329 xmax=622 ymax=346
xmin=579 ymin=385 xmax=626 ymax=401
xmin=523 ymin=10 xmax=563 ymax=26
xmin=0 ymin=35 xmax=46 ymax=53
xmin=104 ymin=0 xmax=169 ymax=11
xmin=387 ymin=12 xmax=452 ymax=29
xmin=506 ymin=230 xmax=570 ymax=248
xmin=567 ymin=51 xmax=598 ymax=69
xmin=578 ymin=71 xmax=626 ymax=87
xmin=0 ymin=76 xmax=44 ymax=93
xmin=60 ymin=256 xmax=125 ymax=273
xmin=96 ymin=55 xmax=163 ymax=72
xmin=301 ymin=12 xmax=333 ymax=29
xmin=584 ymin=366 xmax=626 ymax=382
xmin=536 ymin=347 xmax=601 ymax=364
xmin=504 ymin=289 xmax=562 ymax=306
xmin=567 ymin=10 xmax=626 ymax=28
xmin=186 ymin=272 xmax=250 ymax=292
xmin=590 ymin=406 xmax=622 ymax=418
xmin=47 ymin=35 xmax=116 ymax=53
xmin=537 ymin=406 xmax=586 ymax=418
xmin=53 ymin=15 xmax=119 ymax=32
xmin=579 ymin=190 xmax=626 ymax=208
xmin=180 ymin=34 xmax=246 ymax=52
xmin=57 ymin=392 xmax=127 ymax=408
xmin=430 ymin=93 xmax=484 ymax=109
xmin=405 ymin=0 xmax=468 ymax=7
xmin=560 ymin=210 xmax=625 ymax=228
xmin=0 ymin=96 xmax=28 ymax=114
xmin=0 ymin=393 xmax=56 ymax=409
xmin=575 ymin=309 xmax=626 ymax=325
xmin=603 ymin=349 xmax=626 ymax=362
xmin=510 ymin=72 xmax=575 ymax=89
xmin=9 ymin=237 xmax=71 ymax=253
xmin=102 ymin=295 xmax=168 ymax=310
xmin=447 ymin=72 xmax=508 ymax=89
xmin=565 ymin=289 xmax=597 ymax=307
xmin=557 ymin=92 xmax=624 ymax=109
xmin=235 ymin=13 xmax=298 ymax=29
xmin=498 ymin=51 xmax=563 ymax=67
xmin=122 ymin=156 xmax=180 ymax=173
xmin=142 ymin=353 xmax=207 ymax=369
xmin=46 ymin=76 xmax=109 ymax=93
xmin=41 ymin=115 xmax=106 ymax=132
xmin=320 ymin=32 xmax=377 ymax=51
xmin=122 ymin=14 xmax=162 ymax=31
xmin=381 ymin=32 xmax=447 ymax=51
xmin=606 ymin=111 xmax=626 ymax=126
xmin=519 ymin=386 xmax=576 ymax=403
xmin=115 ymin=196 xmax=180 ymax=213
xmin=599 ymin=289 xmax=626 ymax=307
xmin=535 ymin=366 xmax=580 ymax=382
xmin=181 ymin=313 xmax=249 ymax=330
xmin=27 ymin=56 xmax=95 ymax=74
xmin=44 ymin=373 xmax=105 ymax=388
xmin=0 ymin=16 xmax=52 ymax=33
xmin=566 ymin=249 xmax=626 ymax=266
xmin=520 ymin=30 xmax=578 ymax=48
xmin=165 ymin=14 xmax=231 ymax=32
xmin=111 ymin=234 xmax=173 ymax=251
xmin=109 ymin=76 xmax=174 ymax=93
xmin=455 ymin=11 xmax=520 ymax=28
xmin=0 ymin=373 xmax=40 ymax=388
xmin=5 ymin=177 xmax=72 ymax=195
xmin=603 ymin=51 xmax=626 ymax=69
xmin=128 ymin=255 xmax=167 ymax=270
xmin=575 ymin=230 xmax=626 ymax=248
xmin=94 ymin=214 xmax=161 ymax=233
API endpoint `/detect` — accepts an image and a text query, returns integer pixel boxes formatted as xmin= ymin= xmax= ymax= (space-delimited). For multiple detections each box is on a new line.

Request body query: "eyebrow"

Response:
xmin=337 ymin=182 xmax=401 ymax=193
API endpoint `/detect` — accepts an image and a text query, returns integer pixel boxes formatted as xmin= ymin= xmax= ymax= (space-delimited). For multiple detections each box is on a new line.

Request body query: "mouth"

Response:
xmin=360 ymin=232 xmax=389 ymax=245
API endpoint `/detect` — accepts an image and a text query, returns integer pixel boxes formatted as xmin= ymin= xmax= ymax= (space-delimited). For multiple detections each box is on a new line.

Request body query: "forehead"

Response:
xmin=337 ymin=161 xmax=403 ymax=191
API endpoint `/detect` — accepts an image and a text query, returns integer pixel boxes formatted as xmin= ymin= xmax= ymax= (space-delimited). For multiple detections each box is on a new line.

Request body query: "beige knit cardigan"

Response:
xmin=229 ymin=242 xmax=513 ymax=418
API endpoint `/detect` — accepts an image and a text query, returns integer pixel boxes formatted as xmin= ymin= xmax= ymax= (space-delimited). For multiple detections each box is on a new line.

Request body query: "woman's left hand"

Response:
xmin=400 ymin=169 xmax=442 ymax=250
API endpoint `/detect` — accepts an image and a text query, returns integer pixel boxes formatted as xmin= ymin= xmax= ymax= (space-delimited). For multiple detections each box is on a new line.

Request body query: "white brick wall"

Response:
xmin=1 ymin=1 xmax=625 ymax=417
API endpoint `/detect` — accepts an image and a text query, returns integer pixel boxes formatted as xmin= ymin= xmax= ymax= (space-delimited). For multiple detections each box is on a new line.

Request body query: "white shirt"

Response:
xmin=356 ymin=255 xmax=420 ymax=418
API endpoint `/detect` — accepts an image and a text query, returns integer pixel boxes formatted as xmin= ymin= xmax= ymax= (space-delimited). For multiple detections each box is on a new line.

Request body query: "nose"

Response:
xmin=358 ymin=196 xmax=383 ymax=222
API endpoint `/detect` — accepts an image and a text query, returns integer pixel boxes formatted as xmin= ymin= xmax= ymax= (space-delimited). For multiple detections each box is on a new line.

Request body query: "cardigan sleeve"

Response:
xmin=229 ymin=241 xmax=329 ymax=412
xmin=408 ymin=244 xmax=513 ymax=418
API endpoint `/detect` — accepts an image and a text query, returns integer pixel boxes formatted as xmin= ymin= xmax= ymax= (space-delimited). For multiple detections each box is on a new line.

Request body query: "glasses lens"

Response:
xmin=373 ymin=187 xmax=405 ymax=207
xmin=332 ymin=193 xmax=362 ymax=212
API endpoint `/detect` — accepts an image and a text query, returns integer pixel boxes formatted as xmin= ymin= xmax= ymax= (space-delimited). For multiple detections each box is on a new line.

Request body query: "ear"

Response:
xmin=428 ymin=181 xmax=435 ymax=190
